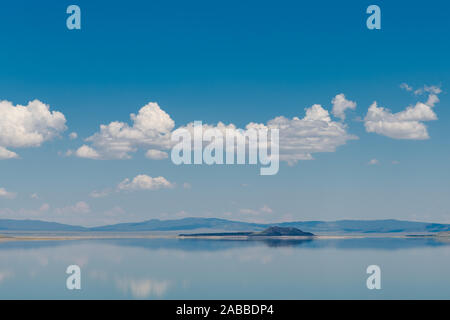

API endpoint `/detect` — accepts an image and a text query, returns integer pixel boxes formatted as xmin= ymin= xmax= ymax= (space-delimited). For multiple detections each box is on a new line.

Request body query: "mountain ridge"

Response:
xmin=1 ymin=217 xmax=449 ymax=234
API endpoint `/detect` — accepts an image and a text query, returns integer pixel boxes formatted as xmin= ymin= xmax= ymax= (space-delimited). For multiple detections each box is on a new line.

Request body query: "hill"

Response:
xmin=90 ymin=217 xmax=265 ymax=232
xmin=0 ymin=219 xmax=87 ymax=232
xmin=1 ymin=217 xmax=449 ymax=234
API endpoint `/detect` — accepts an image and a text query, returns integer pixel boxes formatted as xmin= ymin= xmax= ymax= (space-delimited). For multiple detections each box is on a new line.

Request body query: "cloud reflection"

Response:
xmin=115 ymin=277 xmax=170 ymax=298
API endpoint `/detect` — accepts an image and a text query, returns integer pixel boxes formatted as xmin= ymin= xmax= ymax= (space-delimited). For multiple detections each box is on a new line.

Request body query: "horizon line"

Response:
xmin=1 ymin=216 xmax=449 ymax=229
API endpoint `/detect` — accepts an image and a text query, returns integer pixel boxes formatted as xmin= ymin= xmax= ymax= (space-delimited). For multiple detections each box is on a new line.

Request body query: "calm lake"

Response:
xmin=0 ymin=237 xmax=449 ymax=299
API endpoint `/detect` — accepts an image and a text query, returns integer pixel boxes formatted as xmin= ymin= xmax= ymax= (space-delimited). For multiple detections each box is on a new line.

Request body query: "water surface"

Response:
xmin=0 ymin=237 xmax=449 ymax=299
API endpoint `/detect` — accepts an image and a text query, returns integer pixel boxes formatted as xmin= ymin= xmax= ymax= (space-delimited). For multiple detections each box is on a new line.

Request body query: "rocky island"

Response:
xmin=179 ymin=226 xmax=314 ymax=238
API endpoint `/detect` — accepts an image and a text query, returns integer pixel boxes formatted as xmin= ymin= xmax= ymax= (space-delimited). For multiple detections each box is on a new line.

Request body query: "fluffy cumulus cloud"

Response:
xmin=0 ymin=187 xmax=16 ymax=199
xmin=414 ymin=85 xmax=441 ymax=96
xmin=331 ymin=94 xmax=357 ymax=120
xmin=0 ymin=146 xmax=18 ymax=160
xmin=74 ymin=145 xmax=101 ymax=159
xmin=90 ymin=174 xmax=174 ymax=198
xmin=364 ymin=85 xmax=441 ymax=140
xmin=145 ymin=149 xmax=169 ymax=160
xmin=73 ymin=97 xmax=357 ymax=166
xmin=175 ymin=104 xmax=357 ymax=166
xmin=117 ymin=175 xmax=174 ymax=191
xmin=0 ymin=100 xmax=67 ymax=158
xmin=74 ymin=102 xmax=174 ymax=159
xmin=265 ymin=104 xmax=357 ymax=164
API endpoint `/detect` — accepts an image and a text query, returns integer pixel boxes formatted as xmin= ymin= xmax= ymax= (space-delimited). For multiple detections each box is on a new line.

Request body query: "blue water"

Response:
xmin=0 ymin=237 xmax=449 ymax=299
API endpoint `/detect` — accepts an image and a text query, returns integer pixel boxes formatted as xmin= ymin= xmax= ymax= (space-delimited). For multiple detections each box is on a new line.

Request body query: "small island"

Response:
xmin=179 ymin=226 xmax=314 ymax=238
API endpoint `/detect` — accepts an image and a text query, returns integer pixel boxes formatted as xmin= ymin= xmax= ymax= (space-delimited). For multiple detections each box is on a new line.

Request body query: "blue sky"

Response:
xmin=0 ymin=0 xmax=449 ymax=226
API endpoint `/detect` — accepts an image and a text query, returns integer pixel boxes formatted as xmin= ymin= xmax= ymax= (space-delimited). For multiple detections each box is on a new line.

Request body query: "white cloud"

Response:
xmin=30 ymin=193 xmax=39 ymax=199
xmin=69 ymin=132 xmax=78 ymax=140
xmin=72 ymin=99 xmax=357 ymax=165
xmin=331 ymin=94 xmax=357 ymax=120
xmin=0 ymin=100 xmax=67 ymax=158
xmin=364 ymin=102 xmax=437 ymax=140
xmin=426 ymin=93 xmax=440 ymax=107
xmin=0 ymin=188 xmax=16 ymax=199
xmin=260 ymin=204 xmax=273 ymax=213
xmin=145 ymin=149 xmax=168 ymax=160
xmin=89 ymin=189 xmax=111 ymax=198
xmin=364 ymin=87 xmax=440 ymax=140
xmin=400 ymin=83 xmax=413 ymax=91
xmin=54 ymin=201 xmax=91 ymax=215
xmin=75 ymin=145 xmax=101 ymax=159
xmin=240 ymin=205 xmax=273 ymax=215
xmin=368 ymin=159 xmax=379 ymax=165
xmin=74 ymin=102 xmax=174 ymax=159
xmin=117 ymin=174 xmax=174 ymax=191
xmin=213 ymin=204 xmax=283 ymax=223
xmin=39 ymin=203 xmax=50 ymax=212
xmin=265 ymin=104 xmax=358 ymax=165
xmin=90 ymin=175 xmax=175 ymax=198
xmin=176 ymin=103 xmax=357 ymax=166
xmin=115 ymin=277 xmax=170 ymax=298
xmin=414 ymin=85 xmax=442 ymax=96
xmin=0 ymin=146 xmax=18 ymax=159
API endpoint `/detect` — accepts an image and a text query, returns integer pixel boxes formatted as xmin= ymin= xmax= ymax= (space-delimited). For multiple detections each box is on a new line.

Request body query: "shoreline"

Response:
xmin=0 ymin=233 xmax=441 ymax=242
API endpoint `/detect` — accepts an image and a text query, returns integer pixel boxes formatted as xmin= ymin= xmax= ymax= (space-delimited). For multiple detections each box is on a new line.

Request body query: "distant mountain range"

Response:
xmin=0 ymin=219 xmax=87 ymax=232
xmin=1 ymin=217 xmax=449 ymax=234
